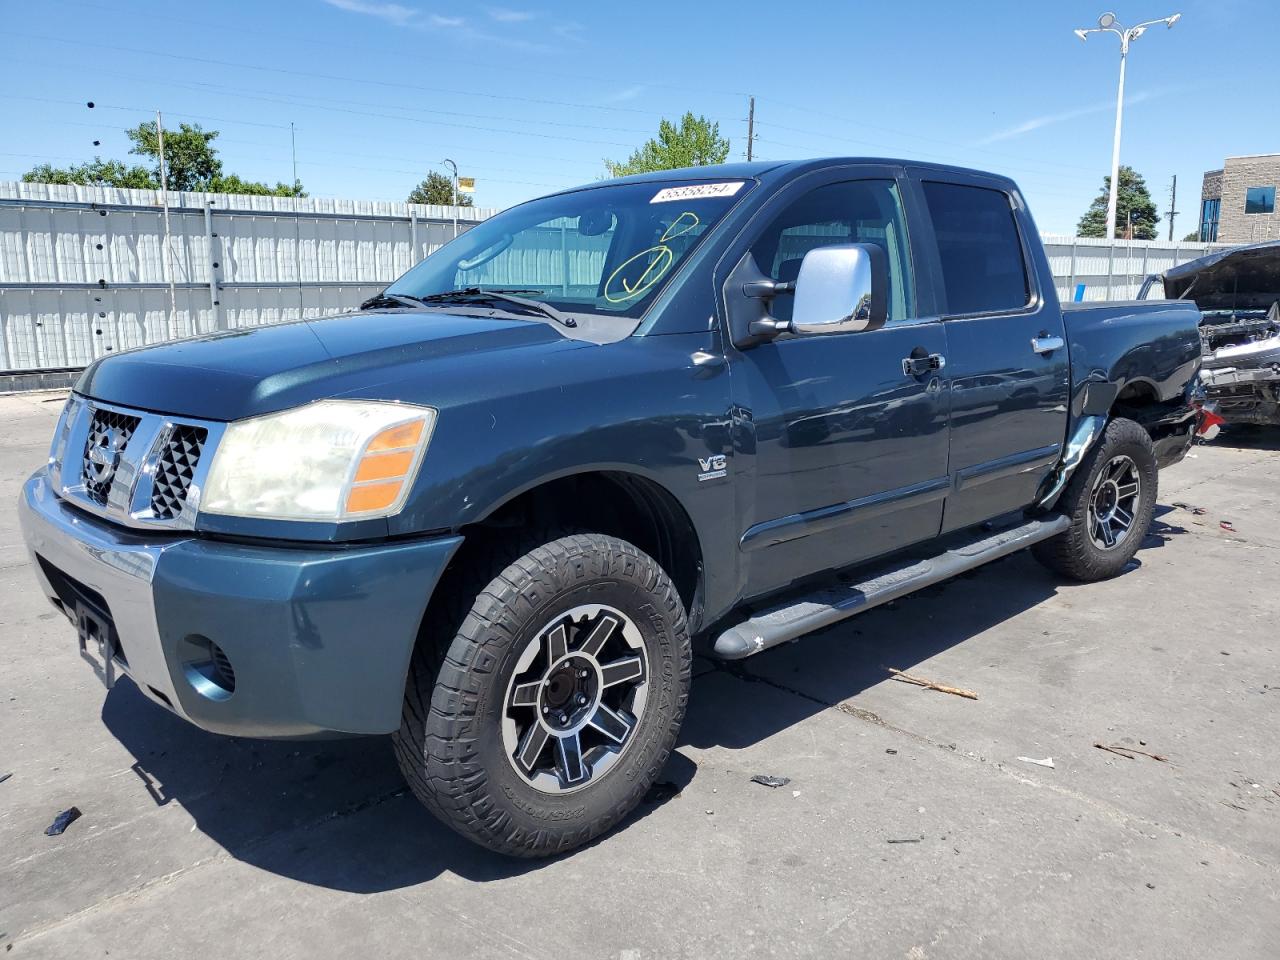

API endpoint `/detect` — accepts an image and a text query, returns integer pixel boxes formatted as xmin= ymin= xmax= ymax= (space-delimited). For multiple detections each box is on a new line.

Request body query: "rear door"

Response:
xmin=908 ymin=172 xmax=1070 ymax=532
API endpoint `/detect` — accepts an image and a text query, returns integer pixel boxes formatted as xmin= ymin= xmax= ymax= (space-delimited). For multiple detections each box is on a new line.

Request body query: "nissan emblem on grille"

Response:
xmin=81 ymin=410 xmax=140 ymax=504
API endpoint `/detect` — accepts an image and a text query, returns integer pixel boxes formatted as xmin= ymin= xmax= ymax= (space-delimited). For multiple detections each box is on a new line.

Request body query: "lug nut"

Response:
xmin=559 ymin=713 xmax=568 ymax=724
xmin=579 ymin=669 xmax=589 ymax=679
xmin=542 ymin=706 xmax=549 ymax=715
xmin=576 ymin=694 xmax=587 ymax=705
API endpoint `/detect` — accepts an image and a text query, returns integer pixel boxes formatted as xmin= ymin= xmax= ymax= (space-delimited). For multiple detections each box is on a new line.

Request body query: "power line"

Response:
xmin=756 ymin=96 xmax=1107 ymax=176
xmin=8 ymin=32 xmax=727 ymax=119
xmin=3 ymin=57 xmax=676 ymax=137
xmin=39 ymin=0 xmax=751 ymax=101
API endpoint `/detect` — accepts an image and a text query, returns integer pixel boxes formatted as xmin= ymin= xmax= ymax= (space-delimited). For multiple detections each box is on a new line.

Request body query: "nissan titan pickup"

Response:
xmin=19 ymin=159 xmax=1203 ymax=856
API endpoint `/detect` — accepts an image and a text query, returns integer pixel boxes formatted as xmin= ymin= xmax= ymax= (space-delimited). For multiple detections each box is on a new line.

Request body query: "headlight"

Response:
xmin=201 ymin=400 xmax=436 ymax=521
xmin=49 ymin=394 xmax=82 ymax=484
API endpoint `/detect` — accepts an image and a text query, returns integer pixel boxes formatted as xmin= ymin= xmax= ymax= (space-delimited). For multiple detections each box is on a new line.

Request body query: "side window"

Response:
xmin=749 ymin=180 xmax=914 ymax=324
xmin=922 ymin=181 xmax=1030 ymax=315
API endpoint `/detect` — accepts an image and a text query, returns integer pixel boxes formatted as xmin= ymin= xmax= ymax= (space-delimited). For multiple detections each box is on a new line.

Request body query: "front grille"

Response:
xmin=150 ymin=425 xmax=208 ymax=519
xmin=81 ymin=409 xmax=141 ymax=505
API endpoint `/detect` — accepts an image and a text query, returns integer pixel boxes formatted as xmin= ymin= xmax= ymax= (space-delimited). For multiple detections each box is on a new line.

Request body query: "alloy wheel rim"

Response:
xmin=1088 ymin=454 xmax=1141 ymax=550
xmin=502 ymin=603 xmax=649 ymax=794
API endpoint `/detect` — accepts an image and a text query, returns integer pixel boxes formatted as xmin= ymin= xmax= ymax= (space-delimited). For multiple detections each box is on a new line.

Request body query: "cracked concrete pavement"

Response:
xmin=1 ymin=390 xmax=1277 ymax=958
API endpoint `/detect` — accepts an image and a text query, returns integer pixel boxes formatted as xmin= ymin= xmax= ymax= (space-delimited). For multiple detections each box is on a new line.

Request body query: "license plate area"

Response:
xmin=76 ymin=600 xmax=120 ymax=689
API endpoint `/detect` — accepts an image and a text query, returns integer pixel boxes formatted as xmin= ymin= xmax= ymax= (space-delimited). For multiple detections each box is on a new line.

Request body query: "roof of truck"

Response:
xmin=549 ymin=158 xmax=1020 ymax=196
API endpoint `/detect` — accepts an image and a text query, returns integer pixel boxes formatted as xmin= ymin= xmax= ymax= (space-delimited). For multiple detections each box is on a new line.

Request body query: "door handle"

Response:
xmin=902 ymin=353 xmax=946 ymax=377
xmin=1031 ymin=335 xmax=1065 ymax=355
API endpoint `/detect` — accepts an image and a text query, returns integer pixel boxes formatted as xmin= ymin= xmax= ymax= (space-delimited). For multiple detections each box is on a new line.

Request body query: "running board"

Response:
xmin=712 ymin=514 xmax=1071 ymax=659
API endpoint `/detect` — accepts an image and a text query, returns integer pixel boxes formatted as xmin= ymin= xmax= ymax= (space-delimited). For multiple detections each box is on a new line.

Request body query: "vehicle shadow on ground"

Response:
xmin=677 ymin=533 xmax=1161 ymax=753
xmin=100 ymin=677 xmax=697 ymax=892
xmin=98 ymin=514 xmax=1165 ymax=891
xmin=1209 ymin=427 xmax=1280 ymax=451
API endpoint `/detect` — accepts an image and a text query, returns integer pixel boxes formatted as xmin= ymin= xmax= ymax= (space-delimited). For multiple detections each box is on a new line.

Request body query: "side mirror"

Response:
xmin=790 ymin=243 xmax=887 ymax=335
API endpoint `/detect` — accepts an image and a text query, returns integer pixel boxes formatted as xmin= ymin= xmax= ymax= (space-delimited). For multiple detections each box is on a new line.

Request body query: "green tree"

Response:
xmin=605 ymin=112 xmax=730 ymax=177
xmin=407 ymin=171 xmax=472 ymax=206
xmin=23 ymin=159 xmax=155 ymax=189
xmin=1182 ymin=230 xmax=1201 ymax=242
xmin=127 ymin=121 xmax=222 ymax=191
xmin=1077 ymin=165 xmax=1160 ymax=240
xmin=22 ymin=121 xmax=305 ymax=196
xmin=209 ymin=173 xmax=306 ymax=197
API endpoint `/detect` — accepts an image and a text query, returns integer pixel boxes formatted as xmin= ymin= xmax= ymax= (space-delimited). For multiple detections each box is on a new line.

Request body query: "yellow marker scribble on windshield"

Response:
xmin=603 ymin=211 xmax=698 ymax=304
xmin=660 ymin=211 xmax=700 ymax=243
xmin=604 ymin=246 xmax=674 ymax=303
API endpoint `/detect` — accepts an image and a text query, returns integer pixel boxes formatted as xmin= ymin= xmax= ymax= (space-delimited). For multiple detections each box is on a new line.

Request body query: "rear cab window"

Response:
xmin=922 ymin=182 xmax=1030 ymax=316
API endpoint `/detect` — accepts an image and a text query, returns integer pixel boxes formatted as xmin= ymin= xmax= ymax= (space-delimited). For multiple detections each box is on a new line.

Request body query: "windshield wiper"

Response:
xmin=361 ymin=292 xmax=428 ymax=310
xmin=416 ymin=288 xmax=577 ymax=328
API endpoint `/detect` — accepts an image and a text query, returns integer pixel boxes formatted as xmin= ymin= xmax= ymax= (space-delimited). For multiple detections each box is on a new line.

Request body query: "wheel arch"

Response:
xmin=430 ymin=468 xmax=705 ymax=628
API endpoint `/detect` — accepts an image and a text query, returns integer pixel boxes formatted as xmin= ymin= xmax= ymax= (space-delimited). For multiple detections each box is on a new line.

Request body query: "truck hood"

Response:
xmin=1164 ymin=240 xmax=1280 ymax=312
xmin=76 ymin=309 xmax=574 ymax=421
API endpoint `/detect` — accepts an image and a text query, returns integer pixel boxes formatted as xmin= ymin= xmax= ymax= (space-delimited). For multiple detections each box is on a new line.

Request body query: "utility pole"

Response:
xmin=746 ymin=95 xmax=755 ymax=162
xmin=442 ymin=158 xmax=459 ymax=238
xmin=156 ymin=110 xmax=177 ymax=341
xmin=291 ymin=122 xmax=303 ymax=316
xmin=1166 ymin=174 xmax=1178 ymax=241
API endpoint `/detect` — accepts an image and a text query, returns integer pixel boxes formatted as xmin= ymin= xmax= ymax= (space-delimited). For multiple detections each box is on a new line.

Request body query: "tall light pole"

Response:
xmin=1074 ymin=11 xmax=1181 ymax=240
xmin=442 ymin=158 xmax=459 ymax=238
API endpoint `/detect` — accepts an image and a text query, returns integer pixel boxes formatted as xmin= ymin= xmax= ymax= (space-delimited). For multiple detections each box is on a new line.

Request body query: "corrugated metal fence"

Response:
xmin=0 ymin=181 xmax=1230 ymax=376
xmin=1039 ymin=233 xmax=1225 ymax=303
xmin=0 ymin=181 xmax=493 ymax=373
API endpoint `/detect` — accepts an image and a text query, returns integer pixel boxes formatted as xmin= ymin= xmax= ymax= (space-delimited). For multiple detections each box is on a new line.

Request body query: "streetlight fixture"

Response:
xmin=1074 ymin=11 xmax=1181 ymax=240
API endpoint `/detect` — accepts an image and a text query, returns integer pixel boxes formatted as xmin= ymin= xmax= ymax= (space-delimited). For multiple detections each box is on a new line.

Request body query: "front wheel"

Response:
xmin=1033 ymin=417 xmax=1158 ymax=581
xmin=394 ymin=533 xmax=691 ymax=857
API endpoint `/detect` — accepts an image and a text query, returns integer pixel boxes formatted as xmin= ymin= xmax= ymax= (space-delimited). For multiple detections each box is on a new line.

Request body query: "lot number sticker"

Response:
xmin=650 ymin=182 xmax=745 ymax=204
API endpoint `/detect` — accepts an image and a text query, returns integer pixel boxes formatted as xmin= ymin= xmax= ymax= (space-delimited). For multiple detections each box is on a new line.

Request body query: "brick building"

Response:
xmin=1200 ymin=154 xmax=1280 ymax=243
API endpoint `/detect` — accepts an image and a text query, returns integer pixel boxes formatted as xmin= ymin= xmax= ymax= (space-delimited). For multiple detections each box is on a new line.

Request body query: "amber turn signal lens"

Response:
xmin=366 ymin=420 xmax=424 ymax=453
xmin=353 ymin=450 xmax=415 ymax=482
xmin=345 ymin=481 xmax=402 ymax=513
xmin=342 ymin=414 xmax=432 ymax=516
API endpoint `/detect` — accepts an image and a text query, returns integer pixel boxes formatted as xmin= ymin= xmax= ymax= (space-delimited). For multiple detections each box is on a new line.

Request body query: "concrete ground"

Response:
xmin=1 ymin=390 xmax=1277 ymax=959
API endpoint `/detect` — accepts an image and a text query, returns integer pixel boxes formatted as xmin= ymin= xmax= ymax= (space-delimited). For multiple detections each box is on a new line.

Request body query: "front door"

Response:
xmin=907 ymin=172 xmax=1070 ymax=532
xmin=726 ymin=172 xmax=951 ymax=599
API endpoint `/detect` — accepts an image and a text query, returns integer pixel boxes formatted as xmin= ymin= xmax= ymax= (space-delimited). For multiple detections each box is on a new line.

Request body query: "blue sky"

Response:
xmin=1 ymin=0 xmax=1275 ymax=235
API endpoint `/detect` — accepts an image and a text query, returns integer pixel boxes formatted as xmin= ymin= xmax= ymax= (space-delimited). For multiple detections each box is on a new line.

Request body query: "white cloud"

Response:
xmin=606 ymin=84 xmax=646 ymax=103
xmin=976 ymin=92 xmax=1155 ymax=146
xmin=429 ymin=13 xmax=466 ymax=27
xmin=487 ymin=7 xmax=535 ymax=22
xmin=322 ymin=0 xmax=418 ymax=26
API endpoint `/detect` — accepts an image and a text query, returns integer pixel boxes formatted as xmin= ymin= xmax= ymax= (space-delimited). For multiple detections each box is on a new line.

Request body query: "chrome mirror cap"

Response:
xmin=790 ymin=243 xmax=886 ymax=336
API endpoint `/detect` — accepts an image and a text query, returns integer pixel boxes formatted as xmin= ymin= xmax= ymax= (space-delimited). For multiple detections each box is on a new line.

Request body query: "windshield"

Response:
xmin=386 ymin=179 xmax=752 ymax=322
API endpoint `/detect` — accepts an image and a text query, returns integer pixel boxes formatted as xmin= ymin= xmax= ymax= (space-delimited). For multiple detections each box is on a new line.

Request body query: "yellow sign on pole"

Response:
xmin=457 ymin=176 xmax=476 ymax=193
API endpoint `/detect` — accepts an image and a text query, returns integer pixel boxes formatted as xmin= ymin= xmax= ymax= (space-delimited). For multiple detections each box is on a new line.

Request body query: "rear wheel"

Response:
xmin=394 ymin=533 xmax=691 ymax=857
xmin=1033 ymin=417 xmax=1157 ymax=581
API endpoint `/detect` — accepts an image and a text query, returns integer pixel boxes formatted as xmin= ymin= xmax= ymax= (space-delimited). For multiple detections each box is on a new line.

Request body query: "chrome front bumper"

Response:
xmin=20 ymin=470 xmax=190 ymax=712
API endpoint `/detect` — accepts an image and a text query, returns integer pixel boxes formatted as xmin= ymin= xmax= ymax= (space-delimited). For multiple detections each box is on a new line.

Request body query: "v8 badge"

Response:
xmin=697 ymin=454 xmax=728 ymax=482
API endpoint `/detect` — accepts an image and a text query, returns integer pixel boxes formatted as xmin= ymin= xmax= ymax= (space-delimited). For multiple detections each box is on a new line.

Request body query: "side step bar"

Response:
xmin=712 ymin=514 xmax=1071 ymax=659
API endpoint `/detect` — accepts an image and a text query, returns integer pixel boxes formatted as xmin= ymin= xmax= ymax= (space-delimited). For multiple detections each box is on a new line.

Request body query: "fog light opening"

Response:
xmin=181 ymin=635 xmax=236 ymax=701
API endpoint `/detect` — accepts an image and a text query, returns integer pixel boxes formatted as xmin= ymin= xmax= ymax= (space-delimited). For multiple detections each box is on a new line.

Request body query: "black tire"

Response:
xmin=394 ymin=533 xmax=691 ymax=858
xmin=1033 ymin=417 xmax=1158 ymax=581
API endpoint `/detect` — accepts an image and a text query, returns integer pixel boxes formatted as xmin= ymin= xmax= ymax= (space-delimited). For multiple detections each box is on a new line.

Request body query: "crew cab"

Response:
xmin=19 ymin=159 xmax=1203 ymax=857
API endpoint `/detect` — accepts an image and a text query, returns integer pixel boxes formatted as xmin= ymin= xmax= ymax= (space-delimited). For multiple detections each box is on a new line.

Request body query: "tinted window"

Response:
xmin=1245 ymin=186 xmax=1275 ymax=215
xmin=749 ymin=180 xmax=914 ymax=323
xmin=923 ymin=182 xmax=1029 ymax=315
